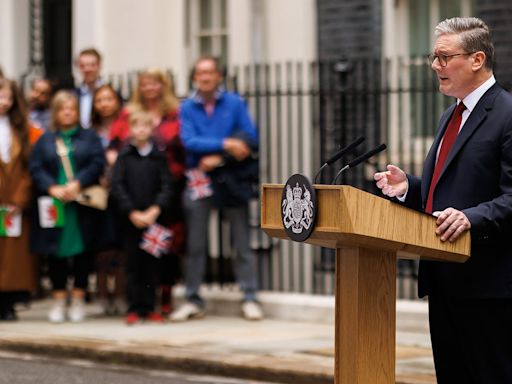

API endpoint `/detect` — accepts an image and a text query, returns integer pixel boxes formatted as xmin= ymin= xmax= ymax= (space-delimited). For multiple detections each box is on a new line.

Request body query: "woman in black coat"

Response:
xmin=29 ymin=90 xmax=104 ymax=323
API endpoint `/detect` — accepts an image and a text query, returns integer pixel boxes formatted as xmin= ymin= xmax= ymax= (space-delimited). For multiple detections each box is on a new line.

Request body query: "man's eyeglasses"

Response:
xmin=427 ymin=52 xmax=475 ymax=67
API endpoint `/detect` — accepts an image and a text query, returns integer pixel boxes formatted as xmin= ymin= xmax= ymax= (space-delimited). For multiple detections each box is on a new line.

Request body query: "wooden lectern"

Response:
xmin=261 ymin=184 xmax=470 ymax=384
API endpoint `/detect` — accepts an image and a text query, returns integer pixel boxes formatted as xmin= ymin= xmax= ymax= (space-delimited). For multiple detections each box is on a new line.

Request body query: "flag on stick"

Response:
xmin=37 ymin=196 xmax=65 ymax=228
xmin=0 ymin=207 xmax=22 ymax=237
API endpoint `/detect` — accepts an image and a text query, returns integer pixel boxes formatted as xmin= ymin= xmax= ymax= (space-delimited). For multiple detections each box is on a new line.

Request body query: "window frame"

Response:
xmin=189 ymin=0 xmax=229 ymax=68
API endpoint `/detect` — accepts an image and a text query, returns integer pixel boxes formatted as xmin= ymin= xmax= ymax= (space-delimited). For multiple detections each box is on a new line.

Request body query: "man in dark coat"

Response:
xmin=374 ymin=17 xmax=512 ymax=383
xmin=74 ymin=48 xmax=103 ymax=129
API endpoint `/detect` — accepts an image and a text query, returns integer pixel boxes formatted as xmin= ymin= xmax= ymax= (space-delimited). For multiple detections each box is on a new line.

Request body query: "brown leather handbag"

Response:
xmin=55 ymin=137 xmax=108 ymax=210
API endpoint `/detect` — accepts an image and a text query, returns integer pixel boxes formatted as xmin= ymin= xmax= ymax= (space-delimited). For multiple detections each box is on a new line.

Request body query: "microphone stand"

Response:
xmin=313 ymin=136 xmax=365 ymax=184
xmin=314 ymin=164 xmax=328 ymax=184
xmin=332 ymin=165 xmax=349 ymax=185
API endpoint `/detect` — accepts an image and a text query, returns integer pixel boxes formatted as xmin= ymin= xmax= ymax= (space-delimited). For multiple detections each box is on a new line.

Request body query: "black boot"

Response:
xmin=2 ymin=305 xmax=17 ymax=321
xmin=0 ymin=298 xmax=17 ymax=321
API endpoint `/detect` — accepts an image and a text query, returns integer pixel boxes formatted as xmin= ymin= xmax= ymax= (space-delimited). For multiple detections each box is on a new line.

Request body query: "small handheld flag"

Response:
xmin=139 ymin=223 xmax=173 ymax=258
xmin=186 ymin=169 xmax=213 ymax=201
xmin=37 ymin=196 xmax=65 ymax=228
xmin=0 ymin=207 xmax=21 ymax=237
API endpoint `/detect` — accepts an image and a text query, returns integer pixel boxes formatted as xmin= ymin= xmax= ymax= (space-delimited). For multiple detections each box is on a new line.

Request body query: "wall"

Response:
xmin=262 ymin=0 xmax=317 ymax=64
xmin=230 ymin=0 xmax=317 ymax=66
xmin=0 ymin=0 xmax=30 ymax=80
xmin=73 ymin=0 xmax=188 ymax=94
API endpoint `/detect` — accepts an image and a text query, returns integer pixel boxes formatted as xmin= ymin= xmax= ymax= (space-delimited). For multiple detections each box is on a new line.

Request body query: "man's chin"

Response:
xmin=439 ymin=85 xmax=454 ymax=97
xmin=199 ymin=87 xmax=216 ymax=93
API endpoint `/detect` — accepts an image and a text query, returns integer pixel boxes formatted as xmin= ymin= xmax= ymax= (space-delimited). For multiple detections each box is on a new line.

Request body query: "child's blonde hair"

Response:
xmin=128 ymin=109 xmax=153 ymax=127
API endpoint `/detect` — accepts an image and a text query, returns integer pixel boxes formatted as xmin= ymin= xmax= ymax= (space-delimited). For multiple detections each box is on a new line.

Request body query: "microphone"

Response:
xmin=313 ymin=136 xmax=365 ymax=184
xmin=332 ymin=143 xmax=387 ymax=184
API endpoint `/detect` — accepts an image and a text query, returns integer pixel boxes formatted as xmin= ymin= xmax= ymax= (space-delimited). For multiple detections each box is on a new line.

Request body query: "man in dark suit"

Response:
xmin=374 ymin=17 xmax=512 ymax=383
xmin=74 ymin=48 xmax=104 ymax=129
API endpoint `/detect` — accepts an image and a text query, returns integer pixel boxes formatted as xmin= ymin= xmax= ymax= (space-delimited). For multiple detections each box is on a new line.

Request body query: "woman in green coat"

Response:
xmin=29 ymin=91 xmax=104 ymax=323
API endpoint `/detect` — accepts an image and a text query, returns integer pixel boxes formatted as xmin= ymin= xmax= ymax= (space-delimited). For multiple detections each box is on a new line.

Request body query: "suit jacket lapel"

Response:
xmin=437 ymin=83 xmax=501 ymax=182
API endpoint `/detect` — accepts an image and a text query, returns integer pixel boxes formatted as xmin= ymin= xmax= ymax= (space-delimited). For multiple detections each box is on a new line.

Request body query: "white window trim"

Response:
xmin=189 ymin=0 xmax=229 ymax=63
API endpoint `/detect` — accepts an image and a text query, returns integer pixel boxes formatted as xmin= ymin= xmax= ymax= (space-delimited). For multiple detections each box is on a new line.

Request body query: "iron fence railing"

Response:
xmin=104 ymin=57 xmax=455 ymax=299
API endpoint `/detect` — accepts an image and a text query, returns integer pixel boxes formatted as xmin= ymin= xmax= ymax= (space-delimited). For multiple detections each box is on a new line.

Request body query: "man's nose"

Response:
xmin=431 ymin=58 xmax=442 ymax=71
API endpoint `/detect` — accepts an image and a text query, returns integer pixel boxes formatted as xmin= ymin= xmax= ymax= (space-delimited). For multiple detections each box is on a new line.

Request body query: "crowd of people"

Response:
xmin=0 ymin=49 xmax=263 ymax=324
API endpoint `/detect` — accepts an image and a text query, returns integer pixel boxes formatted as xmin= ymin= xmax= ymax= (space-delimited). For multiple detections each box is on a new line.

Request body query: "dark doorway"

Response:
xmin=43 ymin=0 xmax=73 ymax=90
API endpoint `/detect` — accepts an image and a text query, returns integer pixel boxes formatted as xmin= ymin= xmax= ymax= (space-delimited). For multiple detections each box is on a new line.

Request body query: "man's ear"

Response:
xmin=471 ymin=51 xmax=486 ymax=72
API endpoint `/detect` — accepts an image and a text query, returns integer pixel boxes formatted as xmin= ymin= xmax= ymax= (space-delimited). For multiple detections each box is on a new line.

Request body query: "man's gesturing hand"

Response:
xmin=432 ymin=208 xmax=471 ymax=242
xmin=373 ymin=164 xmax=408 ymax=198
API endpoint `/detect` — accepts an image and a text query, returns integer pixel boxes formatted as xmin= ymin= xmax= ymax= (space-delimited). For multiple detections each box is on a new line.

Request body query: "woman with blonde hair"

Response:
xmin=111 ymin=68 xmax=179 ymax=141
xmin=127 ymin=68 xmax=178 ymax=122
xmin=111 ymin=68 xmax=185 ymax=316
xmin=29 ymin=90 xmax=104 ymax=322
xmin=0 ymin=78 xmax=42 ymax=320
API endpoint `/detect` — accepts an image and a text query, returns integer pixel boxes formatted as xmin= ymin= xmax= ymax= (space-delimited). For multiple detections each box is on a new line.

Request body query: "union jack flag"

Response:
xmin=139 ymin=223 xmax=173 ymax=258
xmin=186 ymin=168 xmax=213 ymax=201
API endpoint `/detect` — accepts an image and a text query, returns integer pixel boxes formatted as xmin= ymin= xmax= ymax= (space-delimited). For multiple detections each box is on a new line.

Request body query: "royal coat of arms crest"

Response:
xmin=280 ymin=174 xmax=316 ymax=242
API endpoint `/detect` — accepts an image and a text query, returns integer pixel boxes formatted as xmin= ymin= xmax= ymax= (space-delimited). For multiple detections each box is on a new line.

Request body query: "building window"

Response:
xmin=382 ymin=0 xmax=476 ymax=167
xmin=408 ymin=0 xmax=430 ymax=57
xmin=189 ymin=0 xmax=228 ymax=69
xmin=408 ymin=0 xmax=475 ymax=57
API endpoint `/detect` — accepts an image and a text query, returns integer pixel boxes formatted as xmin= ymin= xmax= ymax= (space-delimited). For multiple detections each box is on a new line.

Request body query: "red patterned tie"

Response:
xmin=425 ymin=102 xmax=466 ymax=214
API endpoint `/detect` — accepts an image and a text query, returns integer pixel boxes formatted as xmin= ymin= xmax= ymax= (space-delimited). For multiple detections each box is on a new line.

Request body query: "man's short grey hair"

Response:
xmin=435 ymin=17 xmax=494 ymax=71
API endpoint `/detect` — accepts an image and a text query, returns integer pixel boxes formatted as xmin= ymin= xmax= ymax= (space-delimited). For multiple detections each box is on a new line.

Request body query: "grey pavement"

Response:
xmin=0 ymin=350 xmax=280 ymax=384
xmin=0 ymin=287 xmax=436 ymax=384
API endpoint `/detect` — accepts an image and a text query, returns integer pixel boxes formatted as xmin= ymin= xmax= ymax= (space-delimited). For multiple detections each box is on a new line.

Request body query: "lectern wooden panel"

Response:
xmin=261 ymin=184 xmax=470 ymax=384
xmin=262 ymin=184 xmax=470 ymax=261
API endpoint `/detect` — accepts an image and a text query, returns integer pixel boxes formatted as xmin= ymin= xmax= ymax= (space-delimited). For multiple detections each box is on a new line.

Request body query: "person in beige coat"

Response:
xmin=0 ymin=78 xmax=42 ymax=320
